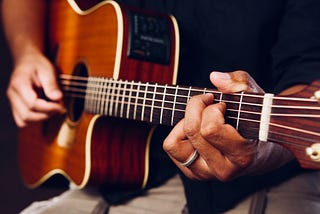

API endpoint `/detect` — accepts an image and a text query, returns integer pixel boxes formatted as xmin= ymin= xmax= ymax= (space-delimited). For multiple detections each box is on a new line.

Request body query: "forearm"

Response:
xmin=2 ymin=0 xmax=46 ymax=63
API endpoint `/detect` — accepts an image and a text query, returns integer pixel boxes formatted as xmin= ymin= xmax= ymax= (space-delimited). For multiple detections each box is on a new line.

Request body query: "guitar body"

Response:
xmin=18 ymin=0 xmax=179 ymax=189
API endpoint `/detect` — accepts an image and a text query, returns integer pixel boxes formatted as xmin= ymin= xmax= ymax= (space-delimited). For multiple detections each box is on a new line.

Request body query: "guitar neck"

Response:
xmin=61 ymin=74 xmax=320 ymax=170
xmin=61 ymin=75 xmax=267 ymax=140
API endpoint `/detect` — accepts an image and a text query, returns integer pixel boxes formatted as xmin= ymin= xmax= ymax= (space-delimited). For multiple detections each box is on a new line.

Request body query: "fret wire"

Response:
xmin=171 ymin=85 xmax=179 ymax=126
xmin=236 ymin=91 xmax=244 ymax=130
xmin=100 ymin=77 xmax=106 ymax=114
xmin=187 ymin=86 xmax=192 ymax=101
xmin=100 ymin=77 xmax=106 ymax=115
xmin=160 ymin=84 xmax=168 ymax=125
xmin=114 ymin=79 xmax=122 ymax=117
xmin=203 ymin=87 xmax=207 ymax=94
xmin=133 ymin=82 xmax=141 ymax=120
xmin=150 ymin=83 xmax=157 ymax=123
xmin=90 ymin=78 xmax=95 ymax=112
xmin=109 ymin=79 xmax=116 ymax=116
xmin=120 ymin=80 xmax=127 ymax=118
xmin=89 ymin=78 xmax=95 ymax=112
xmin=84 ymin=78 xmax=91 ymax=112
xmin=104 ymin=79 xmax=111 ymax=115
xmin=219 ymin=92 xmax=223 ymax=103
xmin=127 ymin=81 xmax=134 ymax=119
xmin=96 ymin=77 xmax=102 ymax=113
xmin=141 ymin=82 xmax=149 ymax=121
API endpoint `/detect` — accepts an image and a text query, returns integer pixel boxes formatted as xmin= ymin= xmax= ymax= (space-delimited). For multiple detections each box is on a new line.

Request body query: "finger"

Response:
xmin=163 ymin=120 xmax=202 ymax=179
xmin=35 ymin=58 xmax=63 ymax=101
xmin=181 ymin=99 xmax=237 ymax=180
xmin=8 ymin=92 xmax=51 ymax=127
xmin=163 ymin=120 xmax=196 ymax=164
xmin=9 ymin=77 xmax=65 ymax=114
xmin=183 ymin=93 xmax=214 ymax=142
xmin=200 ymin=104 xmax=255 ymax=168
xmin=210 ymin=70 xmax=264 ymax=93
xmin=187 ymin=102 xmax=238 ymax=179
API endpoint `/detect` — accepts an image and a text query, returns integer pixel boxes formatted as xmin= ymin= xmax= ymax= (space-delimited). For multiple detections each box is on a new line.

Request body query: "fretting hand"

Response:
xmin=163 ymin=71 xmax=268 ymax=181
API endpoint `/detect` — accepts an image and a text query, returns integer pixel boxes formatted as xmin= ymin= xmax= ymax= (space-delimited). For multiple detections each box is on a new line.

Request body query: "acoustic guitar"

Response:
xmin=18 ymin=0 xmax=320 ymax=191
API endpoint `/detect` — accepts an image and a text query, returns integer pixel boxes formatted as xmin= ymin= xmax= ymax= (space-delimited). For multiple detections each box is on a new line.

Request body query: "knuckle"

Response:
xmin=194 ymin=170 xmax=213 ymax=181
xmin=19 ymin=114 xmax=29 ymax=125
xmin=183 ymin=124 xmax=198 ymax=139
xmin=162 ymin=137 xmax=176 ymax=153
xmin=235 ymin=70 xmax=249 ymax=80
xmin=200 ymin=123 xmax=220 ymax=141
xmin=233 ymin=70 xmax=250 ymax=85
xmin=215 ymin=168 xmax=236 ymax=182
xmin=235 ymin=156 xmax=252 ymax=168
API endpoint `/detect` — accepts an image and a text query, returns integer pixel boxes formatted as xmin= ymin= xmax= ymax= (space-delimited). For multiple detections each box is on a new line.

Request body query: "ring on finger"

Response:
xmin=181 ymin=150 xmax=199 ymax=167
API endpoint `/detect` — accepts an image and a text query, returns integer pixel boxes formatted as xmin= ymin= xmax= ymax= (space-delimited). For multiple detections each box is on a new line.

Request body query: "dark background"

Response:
xmin=0 ymin=5 xmax=66 ymax=213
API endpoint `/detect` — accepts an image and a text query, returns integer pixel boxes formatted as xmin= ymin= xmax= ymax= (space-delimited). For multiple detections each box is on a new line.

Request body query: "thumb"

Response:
xmin=36 ymin=62 xmax=63 ymax=101
xmin=210 ymin=71 xmax=264 ymax=93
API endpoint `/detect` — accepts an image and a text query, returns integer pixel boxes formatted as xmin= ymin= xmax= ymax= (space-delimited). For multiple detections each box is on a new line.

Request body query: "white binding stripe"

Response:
xmin=169 ymin=15 xmax=180 ymax=85
xmin=67 ymin=0 xmax=123 ymax=80
xmin=259 ymin=93 xmax=274 ymax=142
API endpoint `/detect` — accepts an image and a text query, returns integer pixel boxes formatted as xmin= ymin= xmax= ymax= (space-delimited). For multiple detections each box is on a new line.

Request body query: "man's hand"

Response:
xmin=163 ymin=71 xmax=265 ymax=181
xmin=7 ymin=52 xmax=65 ymax=127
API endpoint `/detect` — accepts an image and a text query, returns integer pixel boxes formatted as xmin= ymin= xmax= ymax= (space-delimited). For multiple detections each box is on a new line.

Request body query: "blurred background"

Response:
xmin=0 ymin=4 xmax=66 ymax=213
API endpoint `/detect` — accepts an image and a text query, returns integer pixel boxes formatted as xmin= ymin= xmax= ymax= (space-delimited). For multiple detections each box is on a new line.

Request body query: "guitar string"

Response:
xmin=62 ymin=89 xmax=320 ymax=119
xmin=60 ymin=80 xmax=320 ymax=114
xmin=60 ymin=75 xmax=320 ymax=103
xmin=59 ymin=76 xmax=319 ymax=127
xmin=63 ymin=76 xmax=319 ymax=109
xmin=61 ymin=86 xmax=320 ymax=133
xmin=60 ymin=94 xmax=320 ymax=151
xmin=63 ymin=90 xmax=320 ymax=150
xmin=61 ymin=86 xmax=320 ymax=139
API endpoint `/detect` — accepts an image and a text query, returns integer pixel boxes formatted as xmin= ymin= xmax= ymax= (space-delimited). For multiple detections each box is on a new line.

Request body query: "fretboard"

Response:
xmin=61 ymin=75 xmax=266 ymax=140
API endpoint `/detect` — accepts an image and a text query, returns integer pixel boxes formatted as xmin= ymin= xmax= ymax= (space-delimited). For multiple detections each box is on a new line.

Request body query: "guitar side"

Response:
xmin=18 ymin=0 xmax=179 ymax=190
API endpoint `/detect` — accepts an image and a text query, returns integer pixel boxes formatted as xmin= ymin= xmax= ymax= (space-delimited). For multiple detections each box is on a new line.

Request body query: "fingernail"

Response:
xmin=211 ymin=71 xmax=230 ymax=80
xmin=51 ymin=89 xmax=63 ymax=99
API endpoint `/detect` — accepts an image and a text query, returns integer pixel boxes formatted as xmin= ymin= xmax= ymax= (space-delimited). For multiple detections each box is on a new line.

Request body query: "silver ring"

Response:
xmin=181 ymin=150 xmax=199 ymax=167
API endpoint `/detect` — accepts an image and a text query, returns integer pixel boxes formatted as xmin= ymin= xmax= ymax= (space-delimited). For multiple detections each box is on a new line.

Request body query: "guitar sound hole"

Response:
xmin=65 ymin=63 xmax=88 ymax=122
